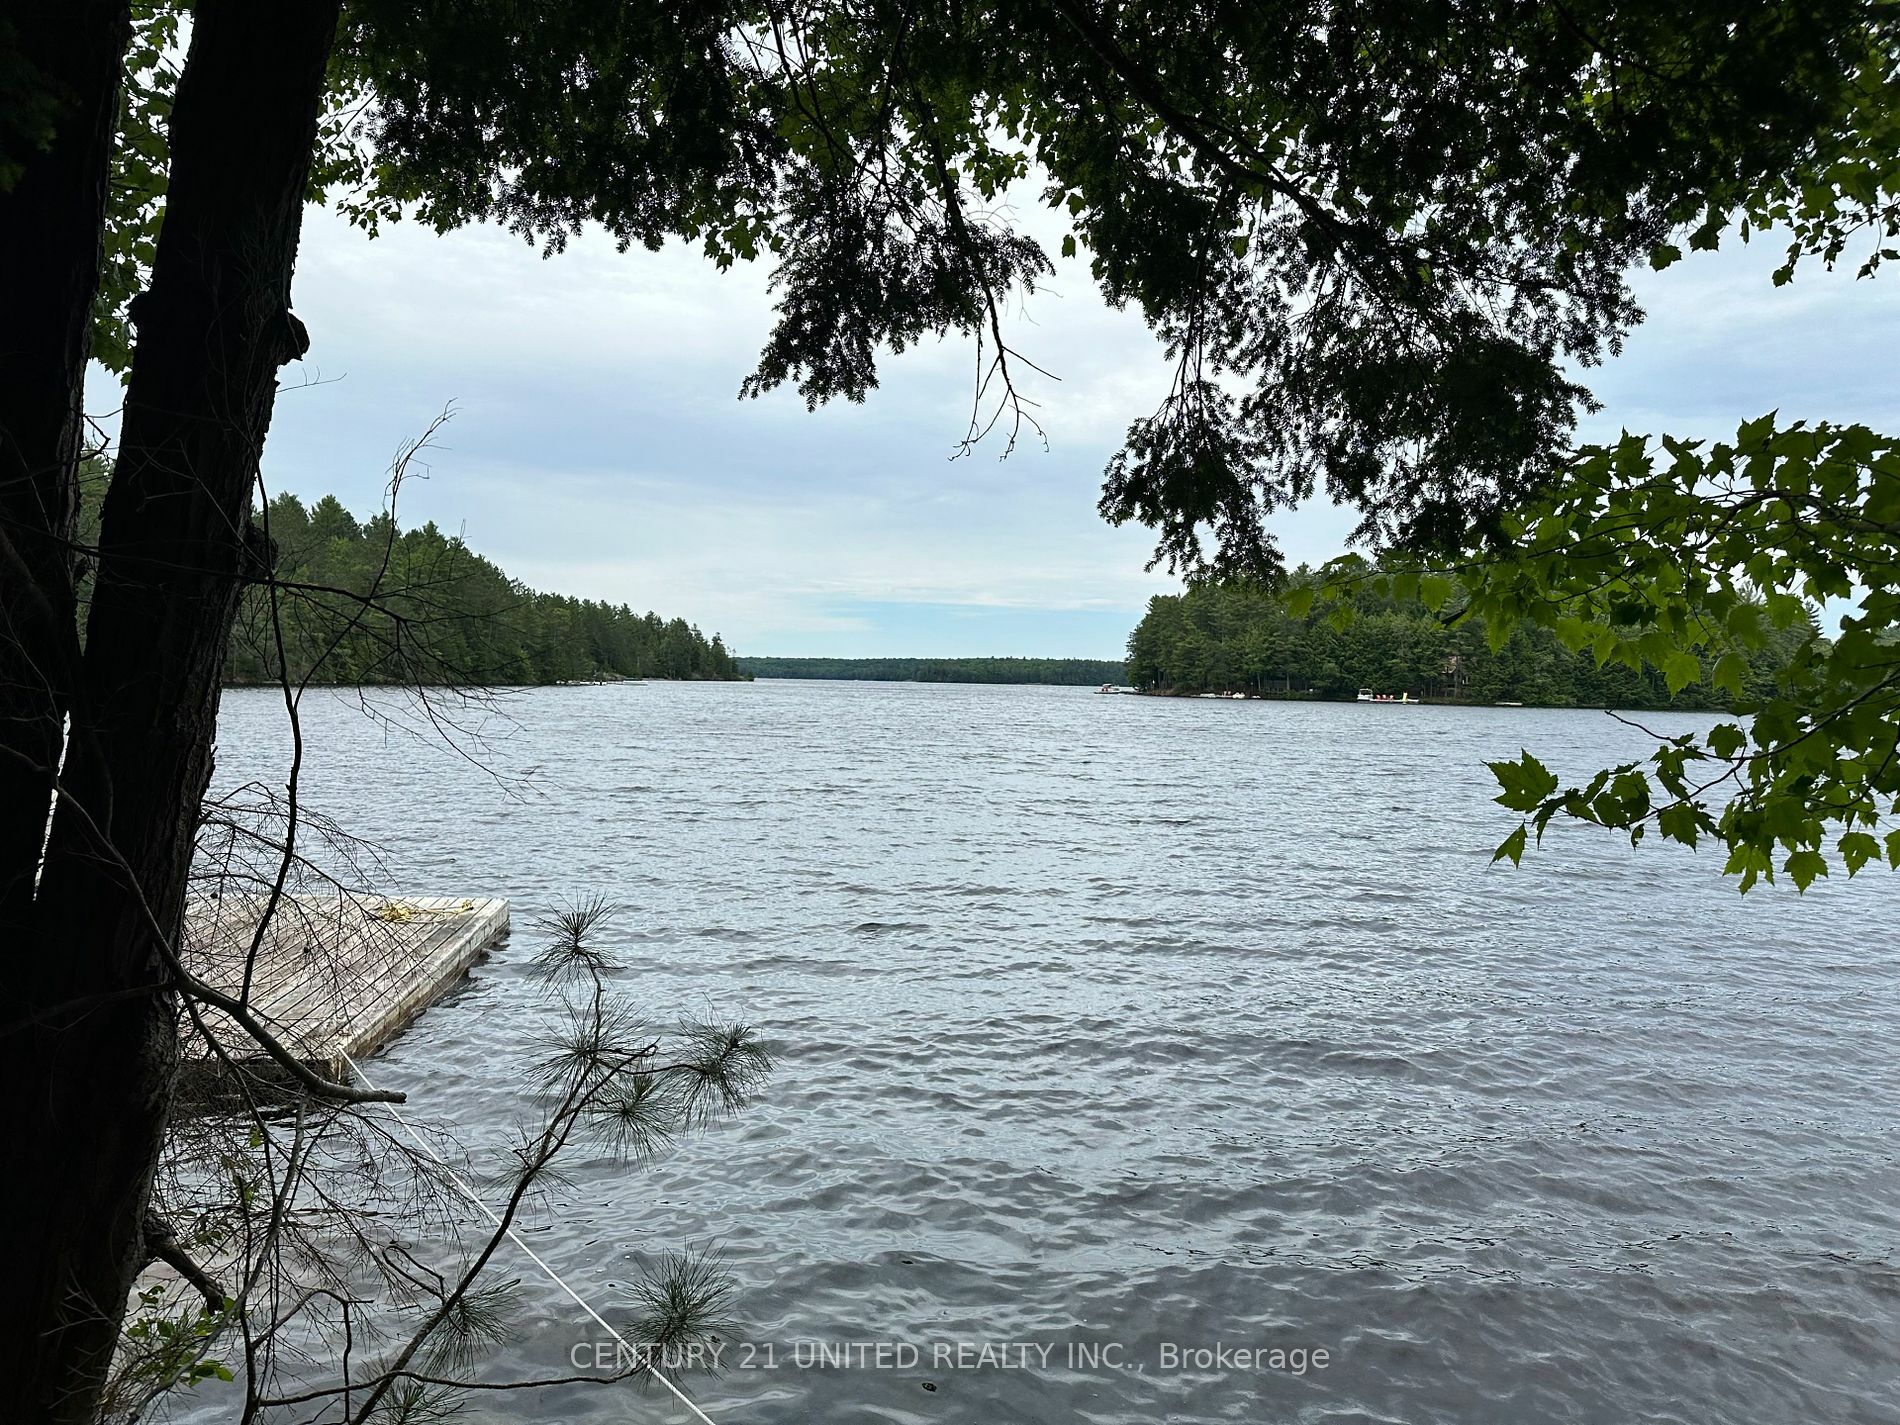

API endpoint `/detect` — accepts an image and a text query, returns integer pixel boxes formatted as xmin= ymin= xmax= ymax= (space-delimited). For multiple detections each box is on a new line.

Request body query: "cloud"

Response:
xmin=1584 ymin=237 xmax=1900 ymax=439
xmin=252 ymin=204 xmax=1207 ymax=655
xmin=83 ymin=195 xmax=1900 ymax=659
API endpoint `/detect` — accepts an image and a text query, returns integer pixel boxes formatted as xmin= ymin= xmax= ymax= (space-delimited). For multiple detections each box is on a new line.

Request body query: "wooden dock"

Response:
xmin=180 ymin=893 xmax=509 ymax=1088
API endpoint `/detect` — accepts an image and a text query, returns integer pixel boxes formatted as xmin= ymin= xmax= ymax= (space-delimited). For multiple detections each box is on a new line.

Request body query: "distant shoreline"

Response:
xmin=738 ymin=656 xmax=1126 ymax=687
xmin=219 ymin=672 xmax=741 ymax=690
xmin=1127 ymin=687 xmax=1718 ymax=712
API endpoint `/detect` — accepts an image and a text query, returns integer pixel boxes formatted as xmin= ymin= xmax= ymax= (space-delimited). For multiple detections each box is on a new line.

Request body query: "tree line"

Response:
xmin=219 ymin=490 xmax=744 ymax=686
xmin=738 ymin=656 xmax=1125 ymax=685
xmin=1126 ymin=573 xmax=1813 ymax=709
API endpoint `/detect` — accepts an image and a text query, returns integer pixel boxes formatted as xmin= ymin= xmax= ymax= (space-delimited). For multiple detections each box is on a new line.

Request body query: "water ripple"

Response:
xmin=200 ymin=682 xmax=1900 ymax=1424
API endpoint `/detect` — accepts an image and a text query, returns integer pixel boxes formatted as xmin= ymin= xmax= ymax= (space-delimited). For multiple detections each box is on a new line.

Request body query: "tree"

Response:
xmin=2 ymin=2 xmax=1893 ymax=1417
xmin=1296 ymin=25 xmax=1900 ymax=888
xmin=4 ymin=8 xmax=347 ymax=1418
xmin=1120 ymin=568 xmax=1791 ymax=706
xmin=218 ymin=487 xmax=745 ymax=686
xmin=1458 ymin=422 xmax=1900 ymax=890
xmin=0 ymin=3 xmax=128 ymax=956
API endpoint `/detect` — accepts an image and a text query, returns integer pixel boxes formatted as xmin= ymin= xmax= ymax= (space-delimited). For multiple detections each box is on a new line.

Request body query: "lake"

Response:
xmin=203 ymin=680 xmax=1900 ymax=1423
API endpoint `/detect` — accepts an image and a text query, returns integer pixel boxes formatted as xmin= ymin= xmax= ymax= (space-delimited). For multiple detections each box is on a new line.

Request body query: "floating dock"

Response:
xmin=180 ymin=893 xmax=509 ymax=1088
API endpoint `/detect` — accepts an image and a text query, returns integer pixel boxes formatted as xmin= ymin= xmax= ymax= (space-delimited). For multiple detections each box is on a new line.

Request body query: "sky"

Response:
xmin=91 ymin=198 xmax=1900 ymax=660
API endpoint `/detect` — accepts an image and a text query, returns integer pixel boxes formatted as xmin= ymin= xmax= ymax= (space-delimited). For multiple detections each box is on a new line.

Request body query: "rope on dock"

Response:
xmin=366 ymin=897 xmax=477 ymax=924
xmin=340 ymin=1048 xmax=721 ymax=1425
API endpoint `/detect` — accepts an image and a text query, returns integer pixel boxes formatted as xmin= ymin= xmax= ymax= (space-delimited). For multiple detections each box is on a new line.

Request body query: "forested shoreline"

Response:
xmin=1127 ymin=574 xmax=1813 ymax=709
xmin=213 ymin=491 xmax=744 ymax=686
xmin=739 ymin=656 xmax=1125 ymax=685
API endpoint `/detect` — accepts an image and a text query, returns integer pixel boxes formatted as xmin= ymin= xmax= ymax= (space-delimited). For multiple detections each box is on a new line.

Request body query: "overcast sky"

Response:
xmin=97 ymin=201 xmax=1900 ymax=659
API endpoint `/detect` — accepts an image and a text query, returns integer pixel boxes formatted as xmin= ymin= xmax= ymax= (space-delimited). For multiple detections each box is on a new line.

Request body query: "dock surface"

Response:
xmin=181 ymin=893 xmax=509 ymax=1081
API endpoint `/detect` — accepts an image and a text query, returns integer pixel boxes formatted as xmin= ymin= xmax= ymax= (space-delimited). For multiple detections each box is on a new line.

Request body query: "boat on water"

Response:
xmin=1355 ymin=688 xmax=1416 ymax=703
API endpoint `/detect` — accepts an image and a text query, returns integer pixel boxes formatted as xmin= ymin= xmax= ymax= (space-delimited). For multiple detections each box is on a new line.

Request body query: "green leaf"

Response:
xmin=1839 ymin=831 xmax=1879 ymax=874
xmin=1764 ymin=591 xmax=1806 ymax=628
xmin=1662 ymin=649 xmax=1703 ymax=695
xmin=1658 ymin=802 xmax=1701 ymax=847
xmin=1785 ymin=849 xmax=1828 ymax=891
xmin=1553 ymin=616 xmax=1592 ymax=653
xmin=1611 ymin=769 xmax=1651 ymax=820
xmin=1419 ymin=573 xmax=1453 ymax=612
xmin=1710 ymin=652 xmax=1748 ymax=697
xmin=1489 ymin=751 xmax=1560 ymax=812
xmin=1737 ymin=411 xmax=1779 ymax=449
xmin=1492 ymin=822 xmax=1529 ymax=866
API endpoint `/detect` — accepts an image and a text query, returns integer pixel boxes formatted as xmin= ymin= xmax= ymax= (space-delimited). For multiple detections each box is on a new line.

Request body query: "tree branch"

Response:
xmin=142 ymin=1213 xmax=226 ymax=1313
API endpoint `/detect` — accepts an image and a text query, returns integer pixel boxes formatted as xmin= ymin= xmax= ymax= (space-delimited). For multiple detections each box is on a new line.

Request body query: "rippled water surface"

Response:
xmin=208 ymin=681 xmax=1900 ymax=1423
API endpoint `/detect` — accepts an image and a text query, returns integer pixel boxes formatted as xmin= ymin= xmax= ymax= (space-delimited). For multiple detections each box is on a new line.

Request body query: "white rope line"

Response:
xmin=338 ymin=1048 xmax=720 ymax=1425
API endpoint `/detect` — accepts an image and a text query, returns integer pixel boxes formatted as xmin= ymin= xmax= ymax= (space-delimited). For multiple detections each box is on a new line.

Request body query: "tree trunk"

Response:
xmin=0 ymin=0 xmax=130 ymax=946
xmin=0 ymin=3 xmax=341 ymax=1418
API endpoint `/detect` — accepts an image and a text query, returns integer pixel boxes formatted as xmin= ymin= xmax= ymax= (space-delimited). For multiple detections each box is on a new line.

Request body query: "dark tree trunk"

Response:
xmin=0 ymin=0 xmax=130 ymax=945
xmin=0 ymin=2 xmax=341 ymax=1418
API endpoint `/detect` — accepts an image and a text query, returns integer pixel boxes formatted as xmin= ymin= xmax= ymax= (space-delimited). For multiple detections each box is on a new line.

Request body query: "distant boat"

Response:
xmin=1356 ymin=688 xmax=1416 ymax=703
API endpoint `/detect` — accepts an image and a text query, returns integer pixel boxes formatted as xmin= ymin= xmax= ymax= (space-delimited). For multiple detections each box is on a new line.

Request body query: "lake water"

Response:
xmin=203 ymin=681 xmax=1900 ymax=1423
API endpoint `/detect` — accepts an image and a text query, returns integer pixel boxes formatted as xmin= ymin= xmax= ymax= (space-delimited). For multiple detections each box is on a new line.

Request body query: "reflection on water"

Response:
xmin=198 ymin=681 xmax=1900 ymax=1423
